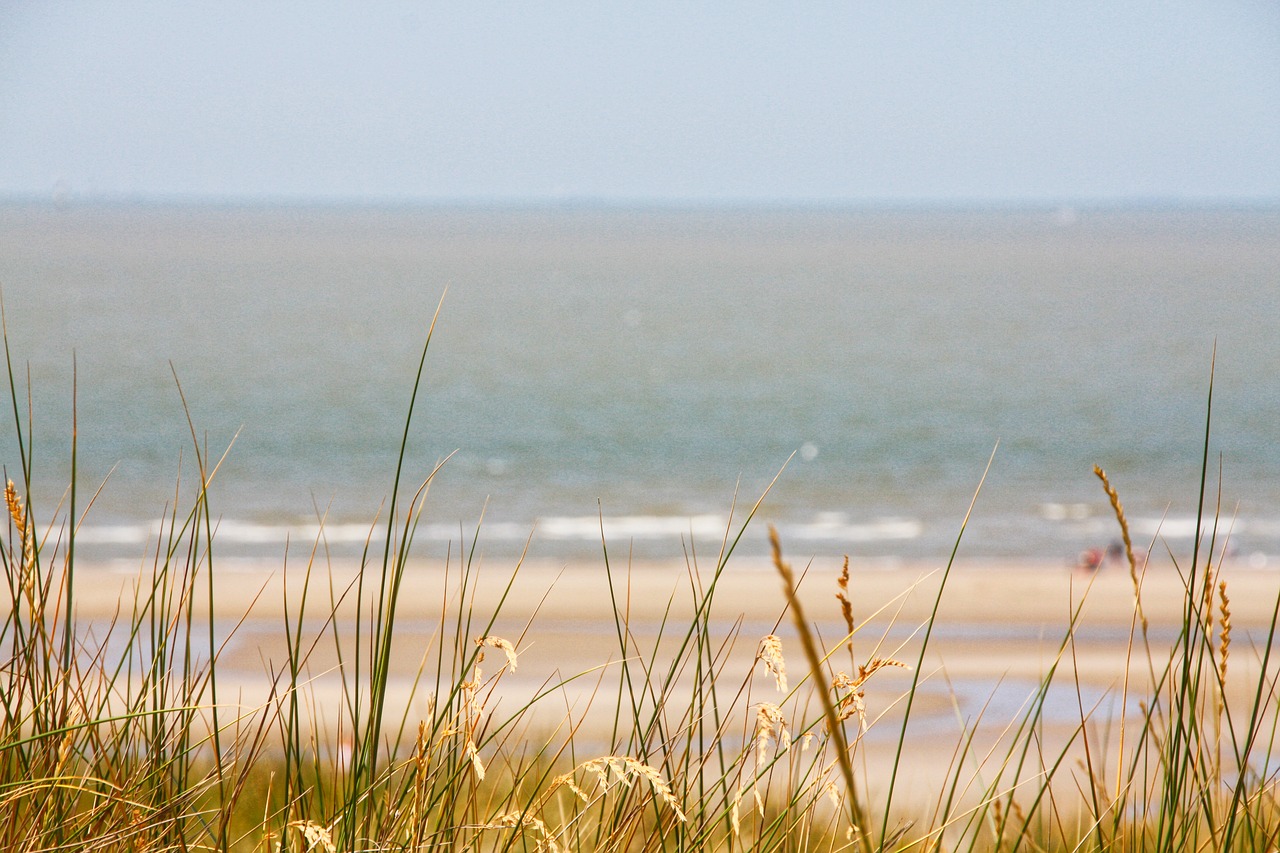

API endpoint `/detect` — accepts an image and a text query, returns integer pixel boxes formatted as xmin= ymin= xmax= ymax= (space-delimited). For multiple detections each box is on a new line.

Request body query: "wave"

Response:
xmin=67 ymin=511 xmax=1280 ymax=559
xmin=72 ymin=520 xmax=384 ymax=547
xmin=422 ymin=512 xmax=920 ymax=543
xmin=70 ymin=511 xmax=924 ymax=548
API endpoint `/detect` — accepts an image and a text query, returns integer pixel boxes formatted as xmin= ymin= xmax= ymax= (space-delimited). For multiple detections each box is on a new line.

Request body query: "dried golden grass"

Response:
xmin=836 ymin=555 xmax=855 ymax=658
xmin=5 ymin=479 xmax=35 ymax=612
xmin=542 ymin=755 xmax=688 ymax=824
xmin=755 ymin=633 xmax=788 ymax=693
xmin=770 ymin=524 xmax=871 ymax=852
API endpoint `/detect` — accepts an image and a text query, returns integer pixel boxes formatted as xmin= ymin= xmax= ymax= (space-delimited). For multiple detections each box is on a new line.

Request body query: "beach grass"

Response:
xmin=0 ymin=314 xmax=1277 ymax=851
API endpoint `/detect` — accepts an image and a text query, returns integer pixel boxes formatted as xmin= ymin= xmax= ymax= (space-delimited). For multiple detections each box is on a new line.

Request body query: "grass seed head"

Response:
xmin=832 ymin=672 xmax=866 ymax=726
xmin=756 ymin=634 xmax=788 ymax=692
xmin=487 ymin=812 xmax=560 ymax=853
xmin=837 ymin=555 xmax=855 ymax=654
xmin=857 ymin=657 xmax=911 ymax=683
xmin=553 ymin=757 xmax=686 ymax=822
xmin=730 ymin=786 xmax=742 ymax=837
xmin=465 ymin=738 xmax=486 ymax=780
xmin=755 ymin=702 xmax=791 ymax=763
xmin=1094 ymin=465 xmax=1138 ymax=576
xmin=477 ymin=635 xmax=518 ymax=671
xmin=288 ymin=820 xmax=337 ymax=853
xmin=4 ymin=479 xmax=22 ymax=528
xmin=1094 ymin=465 xmax=1149 ymax=632
xmin=1218 ymin=579 xmax=1231 ymax=683
xmin=5 ymin=479 xmax=35 ymax=606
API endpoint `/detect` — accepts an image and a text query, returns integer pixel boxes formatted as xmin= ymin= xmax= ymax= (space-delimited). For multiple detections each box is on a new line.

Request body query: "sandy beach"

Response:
xmin=70 ymin=551 xmax=1280 ymax=665
xmin=63 ymin=551 xmax=1279 ymax=797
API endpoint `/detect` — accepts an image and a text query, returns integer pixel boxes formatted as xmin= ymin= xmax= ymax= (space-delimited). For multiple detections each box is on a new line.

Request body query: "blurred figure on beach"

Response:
xmin=1077 ymin=547 xmax=1105 ymax=573
xmin=1077 ymin=540 xmax=1146 ymax=573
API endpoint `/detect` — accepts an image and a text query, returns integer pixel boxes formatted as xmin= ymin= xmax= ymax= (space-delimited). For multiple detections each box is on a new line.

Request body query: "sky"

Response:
xmin=1 ymin=2 xmax=1279 ymax=206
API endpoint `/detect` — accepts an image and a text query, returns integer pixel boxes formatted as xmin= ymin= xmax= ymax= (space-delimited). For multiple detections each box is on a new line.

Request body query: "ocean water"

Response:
xmin=0 ymin=203 xmax=1278 ymax=567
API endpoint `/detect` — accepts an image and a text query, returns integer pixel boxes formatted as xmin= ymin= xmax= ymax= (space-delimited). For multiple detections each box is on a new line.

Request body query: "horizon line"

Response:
xmin=4 ymin=190 xmax=1280 ymax=215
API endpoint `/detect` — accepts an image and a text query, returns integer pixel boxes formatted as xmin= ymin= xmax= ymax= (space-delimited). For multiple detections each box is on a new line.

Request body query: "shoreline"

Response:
xmin=65 ymin=552 xmax=1280 ymax=624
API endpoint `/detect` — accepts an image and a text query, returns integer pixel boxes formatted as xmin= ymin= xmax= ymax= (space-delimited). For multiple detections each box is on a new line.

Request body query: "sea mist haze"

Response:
xmin=1 ymin=203 xmax=1277 ymax=567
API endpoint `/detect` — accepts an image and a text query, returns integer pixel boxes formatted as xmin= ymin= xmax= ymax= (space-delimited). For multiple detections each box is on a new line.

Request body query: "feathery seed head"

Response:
xmin=288 ymin=821 xmax=337 ymax=853
xmin=755 ymin=702 xmax=791 ymax=763
xmin=836 ymin=555 xmax=855 ymax=652
xmin=477 ymin=635 xmax=518 ymax=671
xmin=755 ymin=634 xmax=788 ymax=692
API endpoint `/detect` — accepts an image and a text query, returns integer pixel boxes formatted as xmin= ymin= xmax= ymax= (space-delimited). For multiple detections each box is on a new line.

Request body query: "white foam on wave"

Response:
xmin=1131 ymin=516 xmax=1233 ymax=540
xmin=1039 ymin=502 xmax=1093 ymax=521
xmin=1127 ymin=516 xmax=1280 ymax=542
xmin=539 ymin=514 xmax=730 ymax=540
xmin=73 ymin=511 xmax=926 ymax=549
xmin=73 ymin=524 xmax=153 ymax=545
xmin=74 ymin=520 xmax=389 ymax=547
xmin=1242 ymin=519 xmax=1280 ymax=537
xmin=782 ymin=513 xmax=922 ymax=542
xmin=453 ymin=512 xmax=923 ymax=543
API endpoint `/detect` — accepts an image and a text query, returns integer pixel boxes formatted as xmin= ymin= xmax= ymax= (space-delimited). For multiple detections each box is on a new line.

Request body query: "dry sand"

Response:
xmin=69 ymin=551 xmax=1280 ymax=668
xmin=63 ymin=551 xmax=1280 ymax=798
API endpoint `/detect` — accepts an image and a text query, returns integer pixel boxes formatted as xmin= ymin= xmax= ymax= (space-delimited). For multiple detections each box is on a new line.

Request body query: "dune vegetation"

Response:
xmin=1 ymin=313 xmax=1277 ymax=852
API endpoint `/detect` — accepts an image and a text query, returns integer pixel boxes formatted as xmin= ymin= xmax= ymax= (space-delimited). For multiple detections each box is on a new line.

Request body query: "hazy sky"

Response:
xmin=2 ymin=2 xmax=1278 ymax=205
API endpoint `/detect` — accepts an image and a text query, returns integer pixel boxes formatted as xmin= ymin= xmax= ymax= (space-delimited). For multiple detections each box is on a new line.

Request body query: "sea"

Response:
xmin=0 ymin=202 xmax=1277 ymax=569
